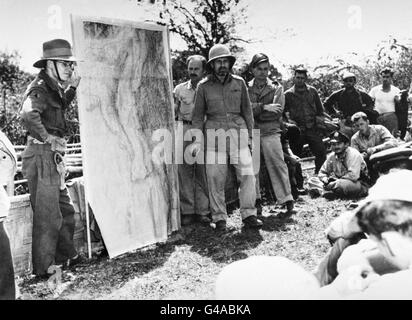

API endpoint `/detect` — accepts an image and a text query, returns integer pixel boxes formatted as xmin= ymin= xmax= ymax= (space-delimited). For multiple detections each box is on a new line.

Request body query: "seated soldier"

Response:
xmin=316 ymin=170 xmax=412 ymax=299
xmin=313 ymin=131 xmax=369 ymax=200
xmin=215 ymin=171 xmax=412 ymax=300
xmin=351 ymin=111 xmax=398 ymax=184
xmin=281 ymin=123 xmax=305 ymax=200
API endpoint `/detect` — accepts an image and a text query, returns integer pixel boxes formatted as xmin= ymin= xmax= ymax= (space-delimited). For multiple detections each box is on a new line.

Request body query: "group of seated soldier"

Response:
xmin=307 ymin=111 xmax=402 ymax=201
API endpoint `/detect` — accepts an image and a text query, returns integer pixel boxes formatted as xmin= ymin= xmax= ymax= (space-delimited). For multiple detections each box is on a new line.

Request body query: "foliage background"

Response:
xmin=1 ymin=0 xmax=411 ymax=145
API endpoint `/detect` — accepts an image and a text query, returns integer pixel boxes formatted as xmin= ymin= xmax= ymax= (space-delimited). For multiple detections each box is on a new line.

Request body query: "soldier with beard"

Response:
xmin=190 ymin=44 xmax=262 ymax=232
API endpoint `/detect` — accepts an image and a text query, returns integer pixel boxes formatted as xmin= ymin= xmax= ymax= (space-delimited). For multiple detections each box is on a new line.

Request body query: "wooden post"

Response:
xmin=85 ymin=198 xmax=92 ymax=259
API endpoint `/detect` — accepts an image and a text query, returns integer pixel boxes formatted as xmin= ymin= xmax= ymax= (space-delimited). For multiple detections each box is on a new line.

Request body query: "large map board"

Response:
xmin=71 ymin=16 xmax=179 ymax=258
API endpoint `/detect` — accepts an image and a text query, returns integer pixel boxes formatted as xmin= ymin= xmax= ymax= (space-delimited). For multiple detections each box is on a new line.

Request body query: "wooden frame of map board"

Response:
xmin=71 ymin=15 xmax=179 ymax=258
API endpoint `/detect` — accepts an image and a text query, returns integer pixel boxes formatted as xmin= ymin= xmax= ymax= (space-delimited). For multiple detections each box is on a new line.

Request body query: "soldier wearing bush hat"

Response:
xmin=190 ymin=43 xmax=262 ymax=231
xmin=20 ymin=39 xmax=83 ymax=278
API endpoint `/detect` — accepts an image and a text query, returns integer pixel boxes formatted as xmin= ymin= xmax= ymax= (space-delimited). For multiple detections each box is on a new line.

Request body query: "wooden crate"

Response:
xmin=4 ymin=190 xmax=99 ymax=276
xmin=4 ymin=194 xmax=33 ymax=275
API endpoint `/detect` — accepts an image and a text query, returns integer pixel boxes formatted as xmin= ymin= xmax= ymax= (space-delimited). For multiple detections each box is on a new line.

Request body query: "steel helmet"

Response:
xmin=207 ymin=44 xmax=236 ymax=69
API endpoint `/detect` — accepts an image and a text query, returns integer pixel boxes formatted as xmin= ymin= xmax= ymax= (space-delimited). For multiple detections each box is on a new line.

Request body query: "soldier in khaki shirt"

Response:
xmin=173 ymin=55 xmax=210 ymax=226
xmin=190 ymin=44 xmax=262 ymax=231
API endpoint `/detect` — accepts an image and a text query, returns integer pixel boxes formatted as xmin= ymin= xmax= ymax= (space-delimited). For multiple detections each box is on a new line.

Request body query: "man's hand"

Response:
xmin=325 ymin=180 xmax=337 ymax=191
xmin=321 ymin=177 xmax=329 ymax=185
xmin=366 ymin=147 xmax=377 ymax=156
xmin=46 ymin=135 xmax=66 ymax=153
xmin=291 ymin=154 xmax=300 ymax=161
xmin=263 ymin=103 xmax=282 ymax=113
xmin=67 ymin=70 xmax=81 ymax=88
xmin=187 ymin=142 xmax=201 ymax=158
xmin=288 ymin=119 xmax=298 ymax=126
xmin=321 ymin=176 xmax=336 ymax=186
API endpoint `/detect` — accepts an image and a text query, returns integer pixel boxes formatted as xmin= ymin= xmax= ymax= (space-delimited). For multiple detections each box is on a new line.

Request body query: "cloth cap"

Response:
xmin=342 ymin=71 xmax=356 ymax=80
xmin=207 ymin=44 xmax=236 ymax=69
xmin=249 ymin=53 xmax=269 ymax=69
xmin=294 ymin=67 xmax=308 ymax=75
xmin=330 ymin=131 xmax=350 ymax=144
xmin=33 ymin=39 xmax=77 ymax=68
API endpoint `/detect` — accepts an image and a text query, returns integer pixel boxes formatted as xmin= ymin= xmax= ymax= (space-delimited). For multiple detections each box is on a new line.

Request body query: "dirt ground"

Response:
xmin=17 ymin=193 xmax=355 ymax=300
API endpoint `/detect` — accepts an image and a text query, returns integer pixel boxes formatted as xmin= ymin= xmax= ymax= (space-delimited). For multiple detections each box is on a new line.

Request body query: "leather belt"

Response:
xmin=28 ymin=136 xmax=47 ymax=144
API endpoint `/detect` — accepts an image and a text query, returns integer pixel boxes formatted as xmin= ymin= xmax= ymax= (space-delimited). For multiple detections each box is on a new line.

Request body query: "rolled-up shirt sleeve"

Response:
xmin=375 ymin=126 xmax=398 ymax=151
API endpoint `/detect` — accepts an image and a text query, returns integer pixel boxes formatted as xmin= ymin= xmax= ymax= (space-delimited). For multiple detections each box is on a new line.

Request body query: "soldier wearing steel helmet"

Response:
xmin=190 ymin=44 xmax=262 ymax=231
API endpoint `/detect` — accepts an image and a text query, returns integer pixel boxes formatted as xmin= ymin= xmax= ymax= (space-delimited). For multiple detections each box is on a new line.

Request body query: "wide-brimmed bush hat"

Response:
xmin=33 ymin=39 xmax=77 ymax=68
xmin=207 ymin=44 xmax=236 ymax=69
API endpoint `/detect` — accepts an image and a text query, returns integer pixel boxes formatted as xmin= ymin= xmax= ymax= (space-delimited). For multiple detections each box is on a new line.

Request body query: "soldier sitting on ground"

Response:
xmin=309 ymin=131 xmax=369 ymax=201
xmin=350 ymin=111 xmax=398 ymax=184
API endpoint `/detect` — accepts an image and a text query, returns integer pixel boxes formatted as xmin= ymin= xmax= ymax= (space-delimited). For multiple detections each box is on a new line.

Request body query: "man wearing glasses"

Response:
xmin=324 ymin=71 xmax=376 ymax=138
xmin=20 ymin=39 xmax=82 ymax=278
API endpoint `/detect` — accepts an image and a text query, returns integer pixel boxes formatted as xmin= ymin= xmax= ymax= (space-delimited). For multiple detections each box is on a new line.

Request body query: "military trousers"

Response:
xmin=328 ymin=179 xmax=368 ymax=198
xmin=205 ymin=130 xmax=256 ymax=223
xmin=377 ymin=112 xmax=398 ymax=137
xmin=22 ymin=142 xmax=77 ymax=276
xmin=256 ymin=134 xmax=293 ymax=205
xmin=178 ymin=124 xmax=210 ymax=217
xmin=289 ymin=128 xmax=327 ymax=173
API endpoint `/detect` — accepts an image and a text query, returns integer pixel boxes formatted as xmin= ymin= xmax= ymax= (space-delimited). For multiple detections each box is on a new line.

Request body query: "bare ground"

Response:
xmin=17 ymin=193 xmax=355 ymax=300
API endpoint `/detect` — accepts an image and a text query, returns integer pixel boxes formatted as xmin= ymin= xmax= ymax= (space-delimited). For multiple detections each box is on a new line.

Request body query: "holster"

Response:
xmin=54 ymin=152 xmax=66 ymax=190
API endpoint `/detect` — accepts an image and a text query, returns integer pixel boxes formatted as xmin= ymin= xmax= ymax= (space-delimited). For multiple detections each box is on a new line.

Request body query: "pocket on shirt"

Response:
xmin=228 ymin=89 xmax=241 ymax=109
